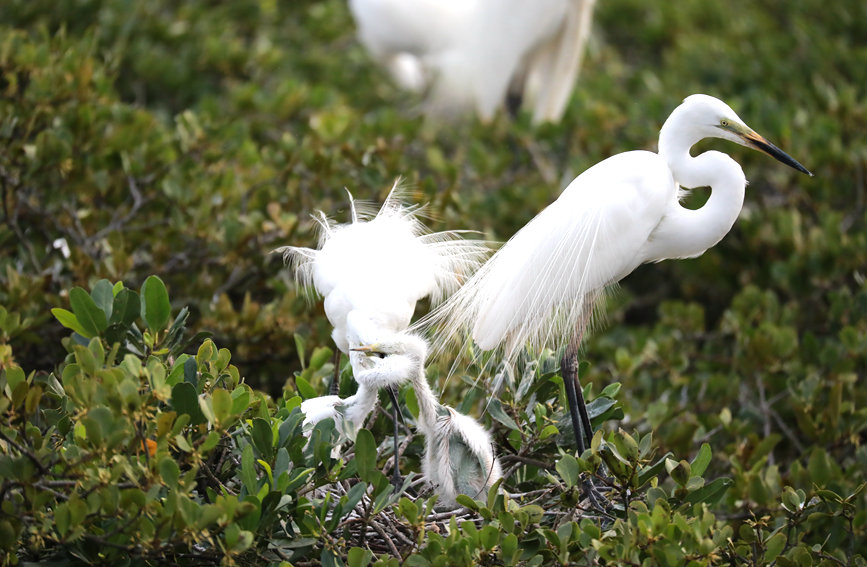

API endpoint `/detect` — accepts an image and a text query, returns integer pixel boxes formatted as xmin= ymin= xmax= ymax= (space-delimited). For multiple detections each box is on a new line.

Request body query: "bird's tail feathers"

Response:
xmin=523 ymin=0 xmax=596 ymax=124
xmin=413 ymin=203 xmax=613 ymax=392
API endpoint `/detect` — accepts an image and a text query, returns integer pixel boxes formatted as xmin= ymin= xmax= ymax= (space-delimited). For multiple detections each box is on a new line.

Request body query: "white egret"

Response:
xmin=419 ymin=94 xmax=812 ymax=455
xmin=348 ymin=0 xmax=596 ymax=123
xmin=353 ymin=332 xmax=502 ymax=508
xmin=280 ymin=182 xmax=488 ymax=477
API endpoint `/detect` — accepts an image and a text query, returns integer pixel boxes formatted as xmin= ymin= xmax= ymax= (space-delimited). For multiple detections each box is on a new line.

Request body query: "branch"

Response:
xmin=0 ymin=429 xmax=49 ymax=475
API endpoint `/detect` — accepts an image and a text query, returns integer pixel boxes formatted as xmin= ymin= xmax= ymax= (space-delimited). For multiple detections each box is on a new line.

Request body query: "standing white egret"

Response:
xmin=348 ymin=0 xmax=596 ymax=124
xmin=352 ymin=332 xmax=502 ymax=508
xmin=420 ymin=94 xmax=812 ymax=456
xmin=279 ymin=183 xmax=488 ymax=477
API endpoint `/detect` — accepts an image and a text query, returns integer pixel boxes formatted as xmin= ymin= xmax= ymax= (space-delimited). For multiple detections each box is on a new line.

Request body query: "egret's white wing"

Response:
xmin=300 ymin=395 xmax=341 ymax=429
xmin=279 ymin=181 xmax=489 ymax=353
xmin=420 ymin=151 xmax=675 ymax=362
xmin=349 ymin=0 xmax=591 ymax=123
xmin=428 ymin=0 xmax=569 ymax=121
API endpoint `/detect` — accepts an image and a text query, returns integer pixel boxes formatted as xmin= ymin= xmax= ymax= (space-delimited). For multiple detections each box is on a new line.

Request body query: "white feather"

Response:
xmin=421 ymin=151 xmax=673 ymax=362
xmin=417 ymin=94 xmax=811 ymax=370
xmin=278 ymin=179 xmax=489 ymax=353
xmin=348 ymin=0 xmax=595 ymax=123
xmin=353 ymin=331 xmax=503 ymax=508
xmin=282 ymin=180 xmax=489 ymax=450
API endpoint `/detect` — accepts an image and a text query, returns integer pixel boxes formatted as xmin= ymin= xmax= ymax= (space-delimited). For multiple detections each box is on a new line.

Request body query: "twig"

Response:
xmin=371 ymin=518 xmax=401 ymax=558
xmin=0 ymin=429 xmax=49 ymax=474
xmin=91 ymin=174 xmax=146 ymax=241
xmin=755 ymin=374 xmax=774 ymax=466
xmin=768 ymin=407 xmax=807 ymax=454
xmin=815 ymin=551 xmax=847 ymax=566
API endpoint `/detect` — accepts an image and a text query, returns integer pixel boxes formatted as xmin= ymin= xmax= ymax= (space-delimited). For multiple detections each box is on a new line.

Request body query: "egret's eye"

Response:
xmin=720 ymin=119 xmax=729 ymax=127
xmin=375 ymin=352 xmax=387 ymax=359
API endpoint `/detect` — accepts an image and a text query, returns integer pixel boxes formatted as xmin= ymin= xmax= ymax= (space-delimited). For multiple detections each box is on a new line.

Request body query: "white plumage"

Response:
xmin=353 ymin=332 xmax=502 ymax=508
xmin=299 ymin=388 xmax=378 ymax=441
xmin=348 ymin=0 xmax=596 ymax=123
xmin=423 ymin=94 xmax=812 ymax=364
xmin=279 ymin=182 xmax=488 ymax=439
xmin=417 ymin=95 xmax=811 ymax=453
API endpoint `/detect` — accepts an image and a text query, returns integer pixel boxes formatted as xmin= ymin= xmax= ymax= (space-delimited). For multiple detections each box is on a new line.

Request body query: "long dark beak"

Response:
xmin=742 ymin=131 xmax=813 ymax=176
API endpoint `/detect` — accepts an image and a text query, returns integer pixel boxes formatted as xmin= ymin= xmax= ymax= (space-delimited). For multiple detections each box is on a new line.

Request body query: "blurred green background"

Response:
xmin=1 ymin=0 xmax=865 ymax=562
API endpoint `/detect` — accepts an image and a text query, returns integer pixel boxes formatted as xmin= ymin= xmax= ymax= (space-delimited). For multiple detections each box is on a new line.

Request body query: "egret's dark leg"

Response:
xmin=562 ymin=339 xmax=595 ymax=451
xmin=562 ymin=338 xmax=610 ymax=511
xmin=385 ymin=386 xmax=403 ymax=487
xmin=561 ymin=346 xmax=587 ymax=454
xmin=329 ymin=350 xmax=341 ymax=395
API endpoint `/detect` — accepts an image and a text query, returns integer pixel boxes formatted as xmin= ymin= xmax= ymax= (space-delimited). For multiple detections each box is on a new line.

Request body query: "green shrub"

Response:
xmin=1 ymin=0 xmax=865 ymax=564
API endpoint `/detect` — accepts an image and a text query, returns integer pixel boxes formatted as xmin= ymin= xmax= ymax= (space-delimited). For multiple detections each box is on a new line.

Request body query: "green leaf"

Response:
xmin=556 ymin=454 xmax=580 ymax=488
xmin=637 ymin=452 xmax=674 ymax=488
xmin=599 ymin=382 xmax=622 ymax=398
xmin=501 ymin=533 xmax=519 ymax=563
xmin=586 ymin=396 xmax=616 ymax=420
xmin=51 ymin=308 xmax=90 ymax=338
xmin=764 ymin=532 xmax=787 ymax=563
xmin=479 ymin=525 xmax=499 ymax=550
xmin=488 ymin=399 xmax=520 ymax=430
xmin=321 ymin=549 xmax=344 ymax=567
xmin=140 ymin=275 xmax=171 ymax=332
xmin=210 ymin=389 xmax=233 ymax=427
xmin=808 ymin=448 xmax=836 ymax=486
xmin=347 ymin=547 xmax=373 ymax=567
xmin=669 ymin=460 xmax=691 ymax=487
xmin=455 ymin=494 xmax=479 ymax=510
xmin=251 ymin=418 xmax=274 ymax=461
xmin=309 ymin=346 xmax=333 ymax=370
xmin=170 ymin=382 xmax=206 ymax=424
xmin=109 ymin=288 xmax=140 ymax=326
xmin=682 ymin=477 xmax=733 ymax=507
xmin=405 ymin=387 xmax=419 ymax=419
xmin=165 ymin=306 xmax=190 ymax=352
xmin=295 ymin=375 xmax=317 ymax=399
xmin=5 ymin=365 xmax=26 ymax=393
xmin=294 ymin=333 xmax=306 ymax=369
xmin=90 ymin=279 xmax=114 ymax=319
xmin=539 ymin=424 xmax=559 ymax=440
xmin=55 ymin=502 xmax=70 ymax=537
xmin=355 ymin=428 xmax=376 ymax=482
xmin=69 ymin=287 xmax=108 ymax=336
xmin=159 ymin=456 xmax=180 ymax=487
xmin=240 ymin=444 xmax=258 ymax=494
xmin=398 ymin=497 xmax=419 ymax=524
xmin=343 ymin=481 xmax=368 ymax=516
xmin=691 ymin=443 xmax=712 ymax=477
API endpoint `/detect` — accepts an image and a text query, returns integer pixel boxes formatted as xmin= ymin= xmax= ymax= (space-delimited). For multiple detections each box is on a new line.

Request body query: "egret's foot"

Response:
xmin=390 ymin=469 xmax=403 ymax=490
xmin=581 ymin=477 xmax=612 ymax=514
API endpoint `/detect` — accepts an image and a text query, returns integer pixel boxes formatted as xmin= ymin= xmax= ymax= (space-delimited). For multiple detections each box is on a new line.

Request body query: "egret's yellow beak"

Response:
xmin=350 ymin=344 xmax=378 ymax=354
xmin=722 ymin=122 xmax=813 ymax=176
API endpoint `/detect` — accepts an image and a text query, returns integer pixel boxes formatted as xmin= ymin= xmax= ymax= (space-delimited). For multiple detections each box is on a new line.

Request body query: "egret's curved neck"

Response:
xmin=652 ymin=125 xmax=747 ymax=261
xmin=348 ymin=383 xmax=381 ymax=415
xmin=408 ymin=356 xmax=439 ymax=431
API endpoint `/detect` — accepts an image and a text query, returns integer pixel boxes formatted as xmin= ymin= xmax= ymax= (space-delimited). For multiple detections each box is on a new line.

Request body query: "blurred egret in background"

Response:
xmin=353 ymin=332 xmax=502 ymax=508
xmin=348 ymin=0 xmax=596 ymax=123
xmin=279 ymin=183 xmax=488 ymax=477
xmin=419 ymin=94 xmax=812 ymax=458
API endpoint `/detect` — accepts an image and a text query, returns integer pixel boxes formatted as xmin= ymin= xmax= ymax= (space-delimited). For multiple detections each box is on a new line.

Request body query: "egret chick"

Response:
xmin=280 ymin=182 xmax=488 ymax=475
xmin=420 ymin=94 xmax=812 ymax=455
xmin=353 ymin=332 xmax=502 ymax=508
